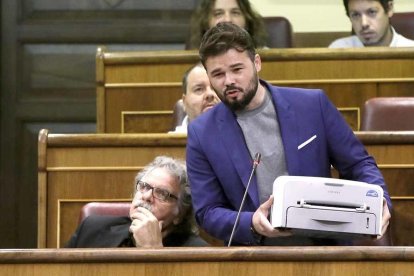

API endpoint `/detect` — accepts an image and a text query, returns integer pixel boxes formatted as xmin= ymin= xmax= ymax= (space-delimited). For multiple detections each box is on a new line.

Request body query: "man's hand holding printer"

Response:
xmin=252 ymin=196 xmax=292 ymax=238
xmin=252 ymin=195 xmax=392 ymax=239
xmin=380 ymin=198 xmax=391 ymax=239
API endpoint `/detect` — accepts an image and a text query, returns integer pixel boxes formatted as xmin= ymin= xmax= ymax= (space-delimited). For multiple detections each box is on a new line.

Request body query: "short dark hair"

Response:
xmin=343 ymin=0 xmax=392 ymax=16
xmin=199 ymin=22 xmax=256 ymax=68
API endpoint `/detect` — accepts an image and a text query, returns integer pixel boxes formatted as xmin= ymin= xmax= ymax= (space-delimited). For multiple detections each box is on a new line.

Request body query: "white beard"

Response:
xmin=135 ymin=201 xmax=153 ymax=212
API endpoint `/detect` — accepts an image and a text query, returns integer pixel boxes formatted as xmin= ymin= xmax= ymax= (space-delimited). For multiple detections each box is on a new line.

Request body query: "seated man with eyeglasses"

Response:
xmin=65 ymin=156 xmax=208 ymax=248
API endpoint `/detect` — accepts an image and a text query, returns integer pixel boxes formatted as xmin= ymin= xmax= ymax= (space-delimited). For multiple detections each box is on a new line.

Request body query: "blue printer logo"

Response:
xmin=366 ymin=190 xmax=379 ymax=197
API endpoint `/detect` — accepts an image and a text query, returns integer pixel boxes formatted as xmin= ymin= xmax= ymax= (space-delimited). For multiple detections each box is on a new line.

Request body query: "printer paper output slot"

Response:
xmin=312 ymin=219 xmax=352 ymax=225
xmin=299 ymin=199 xmax=368 ymax=212
xmin=285 ymin=207 xmax=378 ymax=235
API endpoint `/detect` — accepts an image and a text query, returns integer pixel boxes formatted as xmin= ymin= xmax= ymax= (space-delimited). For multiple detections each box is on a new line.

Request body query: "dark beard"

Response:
xmin=222 ymin=73 xmax=259 ymax=112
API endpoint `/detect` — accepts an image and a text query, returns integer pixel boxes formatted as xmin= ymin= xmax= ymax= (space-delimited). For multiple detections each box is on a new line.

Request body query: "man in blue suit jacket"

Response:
xmin=186 ymin=22 xmax=392 ymax=246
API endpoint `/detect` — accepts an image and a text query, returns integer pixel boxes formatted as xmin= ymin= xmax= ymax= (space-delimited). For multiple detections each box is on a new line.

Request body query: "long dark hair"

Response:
xmin=189 ymin=0 xmax=267 ymax=49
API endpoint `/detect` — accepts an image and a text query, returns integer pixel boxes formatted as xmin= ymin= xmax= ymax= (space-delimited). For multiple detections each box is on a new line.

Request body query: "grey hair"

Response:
xmin=134 ymin=156 xmax=191 ymax=210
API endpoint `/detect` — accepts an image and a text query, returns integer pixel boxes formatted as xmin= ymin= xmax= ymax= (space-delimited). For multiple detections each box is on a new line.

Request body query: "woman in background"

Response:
xmin=188 ymin=0 xmax=268 ymax=49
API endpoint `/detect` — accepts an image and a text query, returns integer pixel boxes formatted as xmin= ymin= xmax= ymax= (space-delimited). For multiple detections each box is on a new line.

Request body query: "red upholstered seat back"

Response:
xmin=391 ymin=12 xmax=414 ymax=40
xmin=185 ymin=16 xmax=293 ymax=49
xmin=172 ymin=99 xmax=186 ymax=130
xmin=361 ymin=97 xmax=414 ymax=131
xmin=263 ymin=16 xmax=293 ymax=48
xmin=78 ymin=202 xmax=131 ymax=224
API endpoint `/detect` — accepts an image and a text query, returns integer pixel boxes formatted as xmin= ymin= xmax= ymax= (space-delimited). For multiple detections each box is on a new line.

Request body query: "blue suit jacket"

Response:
xmin=186 ymin=80 xmax=391 ymax=245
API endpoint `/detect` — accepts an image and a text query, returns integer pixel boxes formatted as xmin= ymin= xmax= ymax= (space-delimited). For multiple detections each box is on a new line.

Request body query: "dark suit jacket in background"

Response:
xmin=65 ymin=215 xmax=208 ymax=248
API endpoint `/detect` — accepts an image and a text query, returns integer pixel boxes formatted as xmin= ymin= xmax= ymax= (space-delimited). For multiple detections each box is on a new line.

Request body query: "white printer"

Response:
xmin=271 ymin=176 xmax=383 ymax=238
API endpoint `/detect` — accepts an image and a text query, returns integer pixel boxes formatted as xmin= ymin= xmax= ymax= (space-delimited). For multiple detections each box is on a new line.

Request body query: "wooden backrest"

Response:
xmin=122 ymin=111 xmax=174 ymax=133
xmin=38 ymin=129 xmax=414 ymax=248
xmin=96 ymin=47 xmax=414 ymax=133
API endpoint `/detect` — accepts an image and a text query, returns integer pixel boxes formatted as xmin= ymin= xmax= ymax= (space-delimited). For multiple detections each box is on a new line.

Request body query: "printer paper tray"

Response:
xmin=285 ymin=206 xmax=378 ymax=236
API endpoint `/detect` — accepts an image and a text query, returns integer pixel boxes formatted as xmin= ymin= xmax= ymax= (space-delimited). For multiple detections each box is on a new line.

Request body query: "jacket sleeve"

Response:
xmin=318 ymin=92 xmax=392 ymax=208
xmin=64 ymin=218 xmax=87 ymax=248
xmin=186 ymin=123 xmax=258 ymax=245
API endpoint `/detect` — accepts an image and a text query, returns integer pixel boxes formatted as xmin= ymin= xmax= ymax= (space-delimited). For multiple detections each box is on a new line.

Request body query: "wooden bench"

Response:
xmin=96 ymin=47 xmax=414 ymax=133
xmin=38 ymin=129 xmax=414 ymax=247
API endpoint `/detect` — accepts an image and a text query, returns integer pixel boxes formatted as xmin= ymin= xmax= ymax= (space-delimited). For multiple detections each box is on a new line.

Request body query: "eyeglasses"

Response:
xmin=136 ymin=180 xmax=178 ymax=202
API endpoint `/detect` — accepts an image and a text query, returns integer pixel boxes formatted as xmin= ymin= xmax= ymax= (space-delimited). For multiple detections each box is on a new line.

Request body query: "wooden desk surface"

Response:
xmin=1 ymin=247 xmax=414 ymax=275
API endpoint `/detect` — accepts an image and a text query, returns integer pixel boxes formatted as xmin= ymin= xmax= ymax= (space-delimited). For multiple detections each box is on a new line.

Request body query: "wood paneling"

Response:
xmin=104 ymin=85 xmax=182 ymax=132
xmin=123 ymin=108 xmax=360 ymax=133
xmin=293 ymin=31 xmax=351 ymax=48
xmin=122 ymin=111 xmax=174 ymax=133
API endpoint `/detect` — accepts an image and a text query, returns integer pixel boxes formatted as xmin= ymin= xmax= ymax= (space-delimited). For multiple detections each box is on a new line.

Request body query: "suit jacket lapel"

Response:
xmin=269 ymin=85 xmax=301 ymax=176
xmin=104 ymin=222 xmax=131 ymax=246
xmin=216 ymin=104 xmax=260 ymax=207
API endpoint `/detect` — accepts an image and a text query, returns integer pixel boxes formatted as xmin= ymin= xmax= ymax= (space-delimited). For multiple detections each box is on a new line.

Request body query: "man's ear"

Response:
xmin=173 ymin=200 xmax=190 ymax=225
xmin=254 ymin=54 xmax=262 ymax=73
xmin=172 ymin=202 xmax=182 ymax=225
xmin=173 ymin=216 xmax=181 ymax=225
xmin=173 ymin=210 xmax=184 ymax=225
